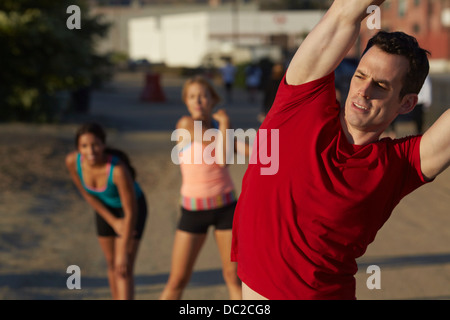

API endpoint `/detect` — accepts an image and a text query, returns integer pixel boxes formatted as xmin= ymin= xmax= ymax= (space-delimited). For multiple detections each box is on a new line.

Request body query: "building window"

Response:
xmin=414 ymin=0 xmax=420 ymax=6
xmin=399 ymin=0 xmax=407 ymax=17
xmin=413 ymin=23 xmax=421 ymax=34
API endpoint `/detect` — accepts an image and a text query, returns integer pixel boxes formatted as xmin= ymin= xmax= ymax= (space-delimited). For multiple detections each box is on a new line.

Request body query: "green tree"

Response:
xmin=260 ymin=0 xmax=332 ymax=10
xmin=0 ymin=0 xmax=111 ymax=122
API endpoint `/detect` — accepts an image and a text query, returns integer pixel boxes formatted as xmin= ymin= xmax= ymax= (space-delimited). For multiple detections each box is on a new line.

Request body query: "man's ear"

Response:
xmin=398 ymin=93 xmax=418 ymax=115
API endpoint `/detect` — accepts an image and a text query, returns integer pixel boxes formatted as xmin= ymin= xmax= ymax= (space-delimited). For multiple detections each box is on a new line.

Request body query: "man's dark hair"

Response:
xmin=362 ymin=31 xmax=430 ymax=99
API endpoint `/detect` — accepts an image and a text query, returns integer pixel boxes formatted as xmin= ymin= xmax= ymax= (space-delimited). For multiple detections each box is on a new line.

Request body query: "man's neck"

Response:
xmin=339 ymin=113 xmax=384 ymax=146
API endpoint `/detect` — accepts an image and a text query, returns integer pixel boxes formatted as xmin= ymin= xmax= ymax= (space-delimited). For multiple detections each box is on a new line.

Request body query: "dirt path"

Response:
xmin=1 ymin=72 xmax=448 ymax=300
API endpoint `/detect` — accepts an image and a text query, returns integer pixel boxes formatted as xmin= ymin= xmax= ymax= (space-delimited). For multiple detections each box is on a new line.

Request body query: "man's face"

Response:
xmin=343 ymin=46 xmax=416 ymax=135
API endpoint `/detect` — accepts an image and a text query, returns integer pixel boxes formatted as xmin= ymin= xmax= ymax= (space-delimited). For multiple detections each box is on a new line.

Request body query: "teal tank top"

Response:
xmin=76 ymin=153 xmax=143 ymax=208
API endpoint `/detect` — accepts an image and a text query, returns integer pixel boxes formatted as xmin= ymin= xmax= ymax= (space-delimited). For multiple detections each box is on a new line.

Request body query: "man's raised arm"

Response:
xmin=420 ymin=109 xmax=450 ymax=181
xmin=286 ymin=0 xmax=385 ymax=86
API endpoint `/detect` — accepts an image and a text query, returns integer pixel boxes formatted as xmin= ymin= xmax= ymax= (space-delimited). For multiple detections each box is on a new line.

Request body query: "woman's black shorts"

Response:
xmin=95 ymin=195 xmax=148 ymax=239
xmin=177 ymin=202 xmax=237 ymax=234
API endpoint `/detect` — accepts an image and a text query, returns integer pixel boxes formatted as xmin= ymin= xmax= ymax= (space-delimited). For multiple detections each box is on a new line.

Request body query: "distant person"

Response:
xmin=245 ymin=62 xmax=262 ymax=103
xmin=415 ymin=75 xmax=433 ymax=133
xmin=160 ymin=75 xmax=250 ymax=300
xmin=334 ymin=57 xmax=359 ymax=106
xmin=65 ymin=122 xmax=148 ymax=300
xmin=220 ymin=58 xmax=237 ymax=103
xmin=259 ymin=63 xmax=285 ymax=122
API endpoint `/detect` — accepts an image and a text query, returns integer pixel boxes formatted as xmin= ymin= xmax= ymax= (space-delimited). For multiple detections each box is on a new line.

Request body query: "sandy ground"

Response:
xmin=0 ymin=71 xmax=449 ymax=300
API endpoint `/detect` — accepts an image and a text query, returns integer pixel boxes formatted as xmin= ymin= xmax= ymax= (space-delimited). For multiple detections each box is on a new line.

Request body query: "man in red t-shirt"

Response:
xmin=231 ymin=0 xmax=450 ymax=300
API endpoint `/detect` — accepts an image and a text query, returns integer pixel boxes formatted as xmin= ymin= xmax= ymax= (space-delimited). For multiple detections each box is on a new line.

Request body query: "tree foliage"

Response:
xmin=260 ymin=0 xmax=332 ymax=10
xmin=0 ymin=0 xmax=111 ymax=122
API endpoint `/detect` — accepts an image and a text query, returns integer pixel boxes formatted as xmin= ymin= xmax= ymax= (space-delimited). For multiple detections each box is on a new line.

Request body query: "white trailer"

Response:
xmin=127 ymin=10 xmax=324 ymax=68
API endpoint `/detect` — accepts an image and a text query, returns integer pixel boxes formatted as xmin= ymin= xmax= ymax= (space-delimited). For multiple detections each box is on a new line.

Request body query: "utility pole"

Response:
xmin=232 ymin=0 xmax=239 ymax=46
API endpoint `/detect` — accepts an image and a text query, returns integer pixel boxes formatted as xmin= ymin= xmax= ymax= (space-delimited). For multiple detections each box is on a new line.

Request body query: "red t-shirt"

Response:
xmin=231 ymin=72 xmax=430 ymax=300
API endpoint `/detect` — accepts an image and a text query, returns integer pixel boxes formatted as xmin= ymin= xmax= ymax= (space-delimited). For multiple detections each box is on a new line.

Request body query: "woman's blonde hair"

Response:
xmin=181 ymin=75 xmax=222 ymax=107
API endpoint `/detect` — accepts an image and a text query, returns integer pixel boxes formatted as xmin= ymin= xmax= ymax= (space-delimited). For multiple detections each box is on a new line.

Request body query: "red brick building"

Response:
xmin=357 ymin=0 xmax=450 ymax=71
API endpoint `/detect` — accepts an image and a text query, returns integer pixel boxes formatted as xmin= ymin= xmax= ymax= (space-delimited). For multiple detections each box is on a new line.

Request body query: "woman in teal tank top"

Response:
xmin=65 ymin=122 xmax=148 ymax=300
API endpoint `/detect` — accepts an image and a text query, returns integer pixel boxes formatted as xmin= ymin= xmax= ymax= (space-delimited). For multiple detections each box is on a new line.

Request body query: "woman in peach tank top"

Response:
xmin=159 ymin=75 xmax=249 ymax=300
